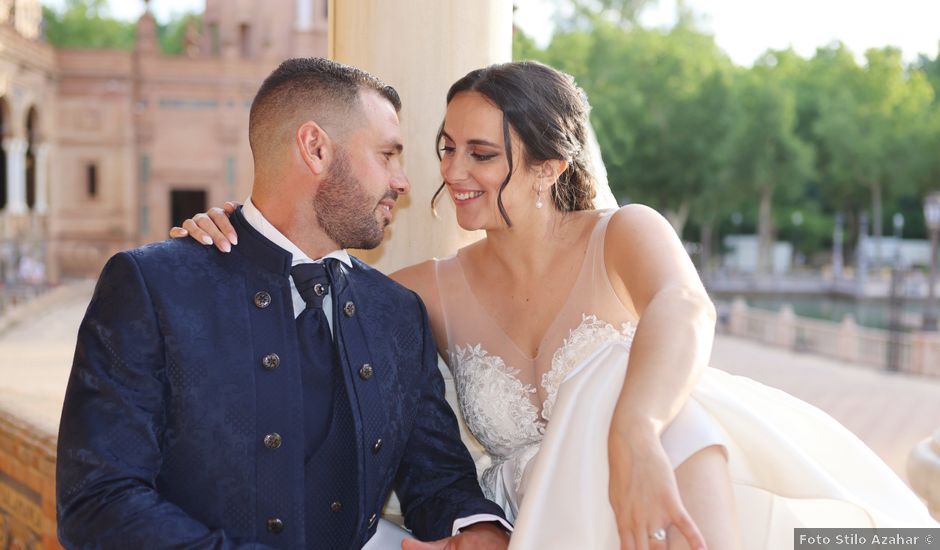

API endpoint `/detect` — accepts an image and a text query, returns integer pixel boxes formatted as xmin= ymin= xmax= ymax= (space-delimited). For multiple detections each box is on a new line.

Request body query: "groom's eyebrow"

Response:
xmin=382 ymin=139 xmax=404 ymax=153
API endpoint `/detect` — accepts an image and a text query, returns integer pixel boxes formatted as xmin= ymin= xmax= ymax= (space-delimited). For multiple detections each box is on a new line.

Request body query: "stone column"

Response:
xmin=330 ymin=0 xmax=512 ymax=273
xmin=2 ymin=137 xmax=28 ymax=214
xmin=33 ymin=142 xmax=49 ymax=214
xmin=908 ymin=430 xmax=940 ymax=521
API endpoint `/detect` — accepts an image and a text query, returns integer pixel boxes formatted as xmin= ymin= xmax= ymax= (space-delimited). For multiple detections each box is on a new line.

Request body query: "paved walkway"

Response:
xmin=710 ymin=335 xmax=940 ymax=482
xmin=2 ymin=283 xmax=939 ymax=482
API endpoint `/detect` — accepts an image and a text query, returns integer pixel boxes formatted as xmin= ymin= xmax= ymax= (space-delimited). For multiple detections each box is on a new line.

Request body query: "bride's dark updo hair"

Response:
xmin=433 ymin=61 xmax=597 ymax=226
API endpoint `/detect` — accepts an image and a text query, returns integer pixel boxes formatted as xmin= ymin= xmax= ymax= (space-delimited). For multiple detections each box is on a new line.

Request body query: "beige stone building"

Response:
xmin=0 ymin=0 xmax=329 ymax=284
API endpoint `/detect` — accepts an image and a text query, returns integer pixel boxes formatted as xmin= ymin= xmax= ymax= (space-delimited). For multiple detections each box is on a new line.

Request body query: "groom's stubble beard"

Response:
xmin=313 ymin=145 xmax=394 ymax=250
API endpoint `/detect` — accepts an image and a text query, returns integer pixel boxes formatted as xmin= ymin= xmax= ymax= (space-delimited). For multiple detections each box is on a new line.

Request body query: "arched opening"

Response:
xmin=25 ymin=107 xmax=37 ymax=210
xmin=0 ymin=98 xmax=8 ymax=211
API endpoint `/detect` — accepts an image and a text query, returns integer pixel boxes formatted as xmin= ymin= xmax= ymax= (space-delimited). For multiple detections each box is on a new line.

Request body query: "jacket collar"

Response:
xmin=230 ymin=207 xmax=294 ymax=277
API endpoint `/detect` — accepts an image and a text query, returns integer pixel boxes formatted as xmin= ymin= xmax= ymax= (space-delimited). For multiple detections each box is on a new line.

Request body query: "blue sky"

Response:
xmin=45 ymin=0 xmax=940 ymax=67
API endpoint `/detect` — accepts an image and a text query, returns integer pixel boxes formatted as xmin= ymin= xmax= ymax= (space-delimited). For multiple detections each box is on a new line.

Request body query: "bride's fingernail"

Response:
xmin=201 ymin=236 xmax=213 ymax=245
xmin=221 ymin=242 xmax=231 ymax=253
xmin=229 ymin=235 xmax=238 ymax=245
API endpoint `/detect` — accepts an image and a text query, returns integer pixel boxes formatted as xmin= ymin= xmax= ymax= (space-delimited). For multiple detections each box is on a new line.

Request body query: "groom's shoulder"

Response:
xmin=349 ymin=256 xmax=423 ymax=307
xmin=99 ymin=239 xmax=226 ymax=284
xmin=123 ymin=238 xmax=219 ymax=268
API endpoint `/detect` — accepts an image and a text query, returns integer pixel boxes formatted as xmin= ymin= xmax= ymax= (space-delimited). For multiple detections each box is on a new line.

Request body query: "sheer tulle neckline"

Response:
xmin=450 ymin=219 xmax=603 ymax=362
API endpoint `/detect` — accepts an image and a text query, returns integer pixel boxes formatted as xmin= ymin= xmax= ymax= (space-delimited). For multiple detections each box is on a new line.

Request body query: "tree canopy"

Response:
xmin=513 ymin=2 xmax=940 ymax=271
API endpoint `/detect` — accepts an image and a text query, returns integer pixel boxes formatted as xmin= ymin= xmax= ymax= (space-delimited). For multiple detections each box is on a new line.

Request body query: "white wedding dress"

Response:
xmin=433 ymin=209 xmax=938 ymax=550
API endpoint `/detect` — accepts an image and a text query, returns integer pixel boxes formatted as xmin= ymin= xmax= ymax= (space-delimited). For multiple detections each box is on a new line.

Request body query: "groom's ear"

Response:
xmin=295 ymin=121 xmax=333 ymax=177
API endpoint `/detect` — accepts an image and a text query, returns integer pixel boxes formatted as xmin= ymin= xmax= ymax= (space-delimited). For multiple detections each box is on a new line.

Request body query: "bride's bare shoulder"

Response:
xmin=390 ymin=260 xmax=438 ymax=299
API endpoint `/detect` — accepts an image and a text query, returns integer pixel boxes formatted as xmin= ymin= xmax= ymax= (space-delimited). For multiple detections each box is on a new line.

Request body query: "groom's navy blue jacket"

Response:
xmin=56 ymin=209 xmax=504 ymax=549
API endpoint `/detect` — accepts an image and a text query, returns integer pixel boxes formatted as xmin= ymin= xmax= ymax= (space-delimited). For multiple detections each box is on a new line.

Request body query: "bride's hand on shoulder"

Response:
xmin=169 ymin=201 xmax=241 ymax=252
xmin=608 ymin=421 xmax=706 ymax=550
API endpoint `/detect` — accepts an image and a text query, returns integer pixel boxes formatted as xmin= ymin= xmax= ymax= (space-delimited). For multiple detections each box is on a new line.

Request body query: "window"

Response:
xmin=86 ymin=163 xmax=97 ymax=198
xmin=208 ymin=22 xmax=220 ymax=55
xmin=239 ymin=23 xmax=251 ymax=58
xmin=171 ymin=189 xmax=207 ymax=228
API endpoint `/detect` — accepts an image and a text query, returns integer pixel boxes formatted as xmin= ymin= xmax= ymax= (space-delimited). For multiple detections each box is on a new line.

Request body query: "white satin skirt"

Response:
xmin=503 ymin=342 xmax=938 ymax=550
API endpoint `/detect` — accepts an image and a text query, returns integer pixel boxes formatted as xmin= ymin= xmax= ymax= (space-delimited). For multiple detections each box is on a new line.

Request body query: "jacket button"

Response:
xmin=314 ymin=283 xmax=327 ymax=297
xmin=266 ymin=517 xmax=284 ymax=533
xmin=358 ymin=363 xmax=373 ymax=380
xmin=330 ymin=501 xmax=342 ymax=513
xmin=372 ymin=438 xmax=383 ymax=454
xmin=343 ymin=301 xmax=356 ymax=317
xmin=263 ymin=433 xmax=282 ymax=449
xmin=254 ymin=291 xmax=272 ymax=309
xmin=367 ymin=512 xmax=377 ymax=529
xmin=261 ymin=353 xmax=280 ymax=370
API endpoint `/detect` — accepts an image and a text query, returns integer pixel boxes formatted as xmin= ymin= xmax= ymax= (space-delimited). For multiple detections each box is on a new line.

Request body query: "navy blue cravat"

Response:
xmin=291 ymin=260 xmax=339 ymax=460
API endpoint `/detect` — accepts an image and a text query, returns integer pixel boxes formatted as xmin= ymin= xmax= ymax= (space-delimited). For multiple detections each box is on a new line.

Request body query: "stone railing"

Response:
xmin=721 ymin=298 xmax=940 ymax=377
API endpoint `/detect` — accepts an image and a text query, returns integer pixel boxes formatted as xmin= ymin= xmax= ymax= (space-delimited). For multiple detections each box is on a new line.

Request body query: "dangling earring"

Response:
xmin=535 ymin=184 xmax=544 ymax=209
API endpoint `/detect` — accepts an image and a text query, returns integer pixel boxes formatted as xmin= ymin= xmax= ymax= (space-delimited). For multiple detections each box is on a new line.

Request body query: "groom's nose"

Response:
xmin=390 ymin=165 xmax=410 ymax=195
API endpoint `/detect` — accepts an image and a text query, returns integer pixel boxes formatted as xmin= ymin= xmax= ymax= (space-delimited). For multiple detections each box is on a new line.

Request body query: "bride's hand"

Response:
xmin=169 ymin=201 xmax=241 ymax=252
xmin=608 ymin=421 xmax=706 ymax=550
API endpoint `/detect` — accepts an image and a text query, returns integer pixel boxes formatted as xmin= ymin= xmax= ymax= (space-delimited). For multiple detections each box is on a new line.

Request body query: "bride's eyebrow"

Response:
xmin=440 ymin=129 xmax=500 ymax=148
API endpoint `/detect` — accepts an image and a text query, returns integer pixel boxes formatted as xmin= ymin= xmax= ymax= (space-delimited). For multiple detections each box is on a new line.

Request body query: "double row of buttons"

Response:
xmin=255 ymin=291 xmax=357 ymax=317
xmin=253 ymin=289 xmax=381 ymax=535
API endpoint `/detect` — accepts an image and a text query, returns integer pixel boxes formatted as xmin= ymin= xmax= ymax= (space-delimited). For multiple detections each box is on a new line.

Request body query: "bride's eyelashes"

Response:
xmin=439 ymin=145 xmax=499 ymax=162
xmin=470 ymin=152 xmax=498 ymax=161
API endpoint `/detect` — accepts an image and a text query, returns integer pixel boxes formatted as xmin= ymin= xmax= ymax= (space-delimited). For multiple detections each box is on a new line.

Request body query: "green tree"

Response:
xmin=158 ymin=13 xmax=201 ymax=55
xmin=802 ymin=45 xmax=933 ymax=256
xmin=539 ymin=21 xmax=738 ymax=237
xmin=727 ymin=64 xmax=815 ymax=274
xmin=43 ymin=0 xmax=198 ymax=55
xmin=512 ymin=26 xmax=542 ymax=60
xmin=42 ymin=0 xmax=135 ymax=50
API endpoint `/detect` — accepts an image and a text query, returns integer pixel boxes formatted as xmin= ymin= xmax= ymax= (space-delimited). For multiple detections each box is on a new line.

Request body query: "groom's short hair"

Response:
xmin=248 ymin=57 xmax=401 ymax=163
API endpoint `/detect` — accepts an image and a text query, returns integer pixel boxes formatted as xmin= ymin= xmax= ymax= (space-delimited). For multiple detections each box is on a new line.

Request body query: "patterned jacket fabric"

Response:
xmin=56 ymin=209 xmax=504 ymax=549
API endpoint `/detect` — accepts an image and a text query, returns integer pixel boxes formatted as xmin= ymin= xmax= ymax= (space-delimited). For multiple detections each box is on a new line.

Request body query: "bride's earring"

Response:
xmin=535 ymin=184 xmax=544 ymax=209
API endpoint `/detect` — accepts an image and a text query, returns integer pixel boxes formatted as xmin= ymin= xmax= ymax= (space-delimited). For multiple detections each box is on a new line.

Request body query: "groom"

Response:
xmin=56 ymin=58 xmax=508 ymax=549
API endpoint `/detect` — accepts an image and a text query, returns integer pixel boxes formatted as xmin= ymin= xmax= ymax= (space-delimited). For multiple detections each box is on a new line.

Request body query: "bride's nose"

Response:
xmin=441 ymin=154 xmax=470 ymax=184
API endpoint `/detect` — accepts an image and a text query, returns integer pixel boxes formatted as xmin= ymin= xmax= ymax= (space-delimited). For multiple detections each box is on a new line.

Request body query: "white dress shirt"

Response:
xmin=241 ymin=198 xmax=511 ymax=542
xmin=242 ymin=198 xmax=350 ymax=328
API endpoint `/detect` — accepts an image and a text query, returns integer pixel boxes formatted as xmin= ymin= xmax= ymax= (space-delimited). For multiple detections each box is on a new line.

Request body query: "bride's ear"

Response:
xmin=537 ymin=159 xmax=569 ymax=189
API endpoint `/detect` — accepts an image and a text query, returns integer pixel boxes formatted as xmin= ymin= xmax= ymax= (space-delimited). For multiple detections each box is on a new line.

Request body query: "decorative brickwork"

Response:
xmin=0 ymin=410 xmax=59 ymax=549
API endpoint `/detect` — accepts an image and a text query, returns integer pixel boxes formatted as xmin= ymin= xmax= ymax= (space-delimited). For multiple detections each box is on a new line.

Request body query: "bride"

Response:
xmin=173 ymin=61 xmax=938 ymax=549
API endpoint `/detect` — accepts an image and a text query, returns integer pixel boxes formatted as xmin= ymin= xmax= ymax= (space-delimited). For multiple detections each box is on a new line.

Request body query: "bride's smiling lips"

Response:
xmin=450 ymin=186 xmax=485 ymax=204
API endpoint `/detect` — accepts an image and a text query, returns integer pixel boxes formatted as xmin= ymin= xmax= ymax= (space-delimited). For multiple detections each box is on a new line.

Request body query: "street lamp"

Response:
xmin=790 ymin=211 xmax=803 ymax=268
xmin=833 ymin=212 xmax=844 ymax=281
xmin=923 ymin=193 xmax=940 ymax=331
xmin=887 ymin=212 xmax=905 ymax=371
xmin=893 ymin=212 xmax=906 ymax=267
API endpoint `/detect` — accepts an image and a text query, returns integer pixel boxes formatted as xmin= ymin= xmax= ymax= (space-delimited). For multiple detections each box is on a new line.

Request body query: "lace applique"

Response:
xmin=450 ymin=315 xmax=636 ymax=503
xmin=451 ymin=344 xmax=544 ymax=460
xmin=540 ymin=315 xmax=636 ymax=423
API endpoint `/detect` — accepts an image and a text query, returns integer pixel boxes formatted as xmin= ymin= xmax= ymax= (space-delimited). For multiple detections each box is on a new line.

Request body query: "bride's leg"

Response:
xmin=668 ymin=445 xmax=742 ymax=550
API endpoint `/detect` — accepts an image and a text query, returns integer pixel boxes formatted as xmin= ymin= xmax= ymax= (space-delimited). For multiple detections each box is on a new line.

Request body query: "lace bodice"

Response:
xmin=450 ymin=315 xmax=636 ymax=460
xmin=435 ymin=210 xmax=639 ymax=498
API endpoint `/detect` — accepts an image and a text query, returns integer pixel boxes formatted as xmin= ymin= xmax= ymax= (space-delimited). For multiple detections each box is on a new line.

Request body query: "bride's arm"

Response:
xmin=605 ymin=204 xmax=714 ymax=550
